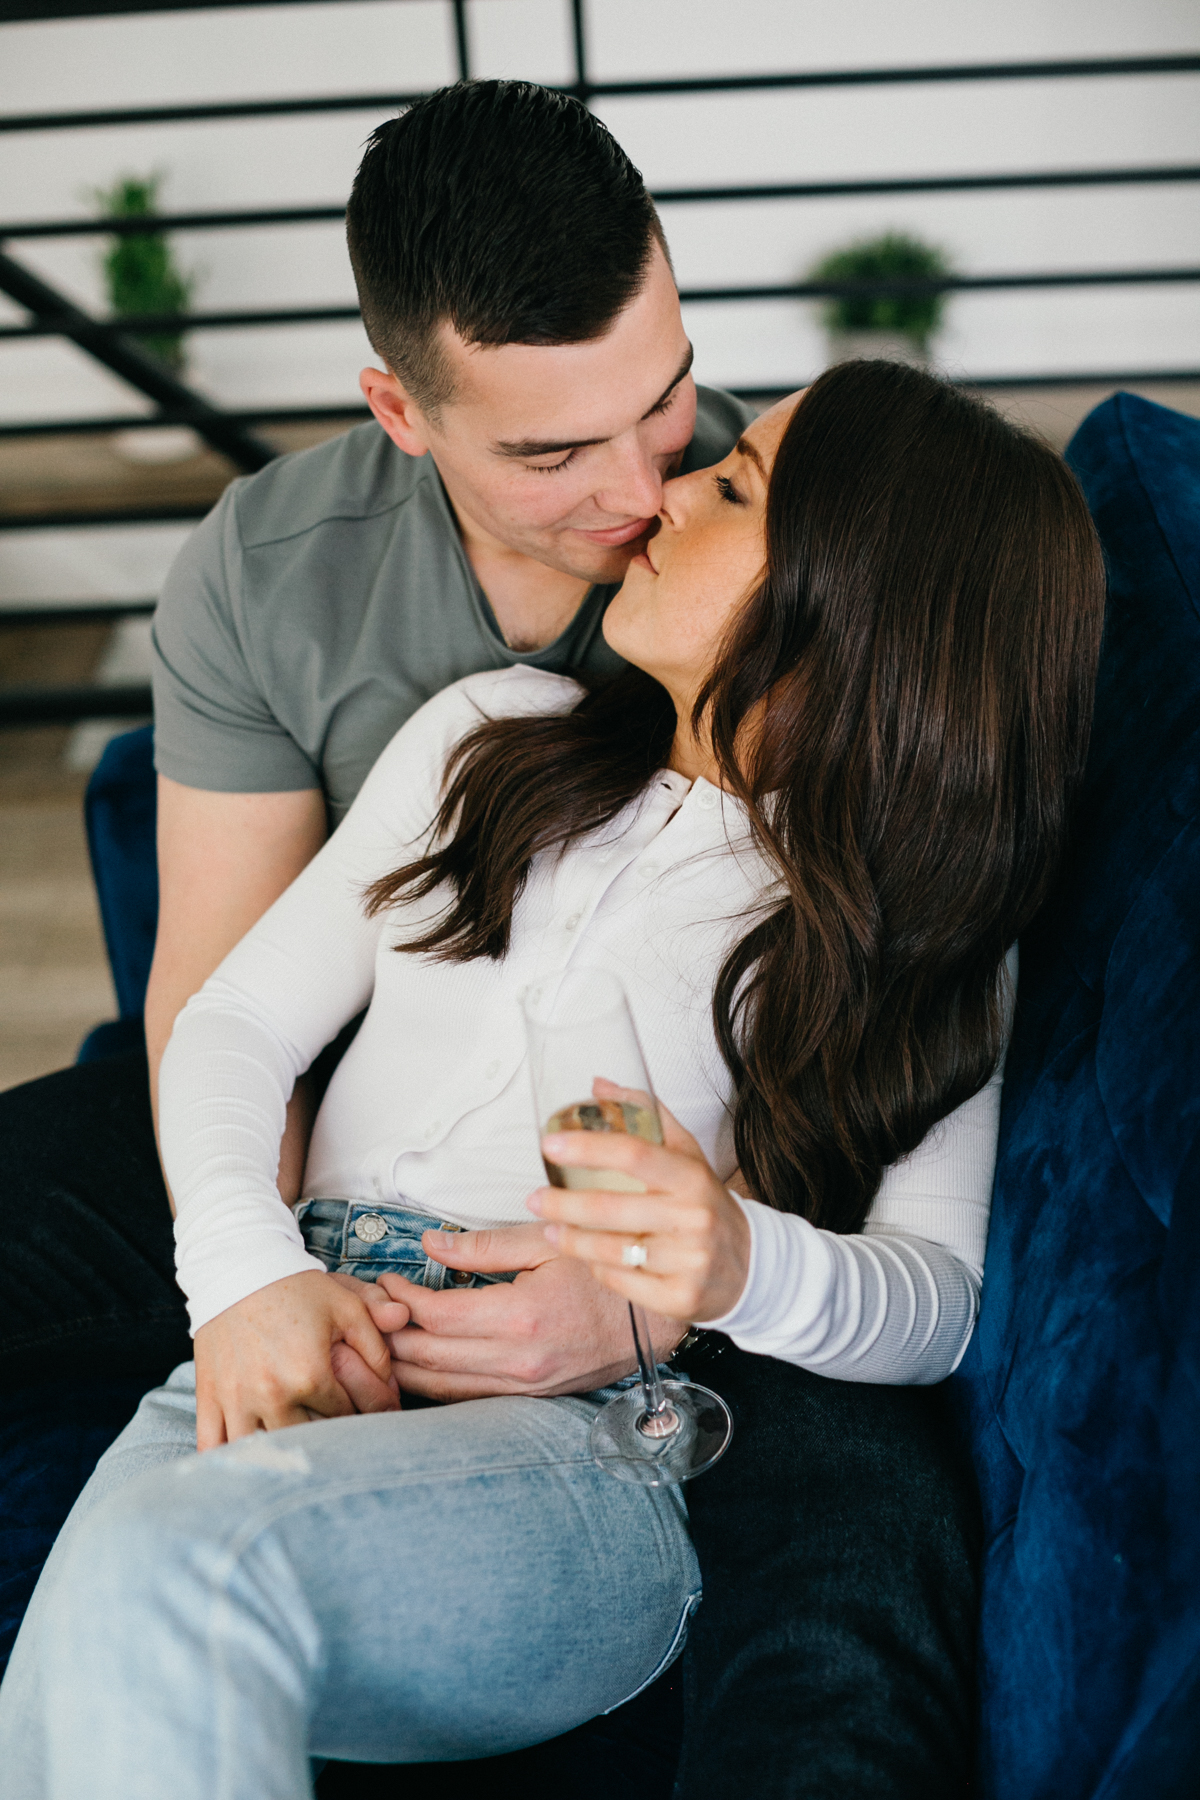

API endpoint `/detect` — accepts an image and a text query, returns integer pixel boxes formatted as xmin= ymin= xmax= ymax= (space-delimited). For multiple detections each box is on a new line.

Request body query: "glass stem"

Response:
xmin=629 ymin=1303 xmax=669 ymax=1417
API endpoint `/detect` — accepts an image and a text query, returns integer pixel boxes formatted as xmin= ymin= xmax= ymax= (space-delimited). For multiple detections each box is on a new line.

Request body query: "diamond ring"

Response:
xmin=621 ymin=1241 xmax=649 ymax=1268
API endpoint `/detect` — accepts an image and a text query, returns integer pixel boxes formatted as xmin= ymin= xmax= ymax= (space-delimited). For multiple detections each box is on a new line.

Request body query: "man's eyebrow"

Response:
xmin=492 ymin=344 xmax=696 ymax=461
xmin=640 ymin=343 xmax=694 ymax=421
xmin=735 ymin=436 xmax=767 ymax=480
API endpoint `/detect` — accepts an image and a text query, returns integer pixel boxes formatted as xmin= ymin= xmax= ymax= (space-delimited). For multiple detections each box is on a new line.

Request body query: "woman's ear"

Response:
xmin=359 ymin=366 xmax=432 ymax=459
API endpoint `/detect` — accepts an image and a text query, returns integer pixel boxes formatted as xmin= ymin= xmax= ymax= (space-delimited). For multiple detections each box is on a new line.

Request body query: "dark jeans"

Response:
xmin=0 ymin=1051 xmax=980 ymax=1797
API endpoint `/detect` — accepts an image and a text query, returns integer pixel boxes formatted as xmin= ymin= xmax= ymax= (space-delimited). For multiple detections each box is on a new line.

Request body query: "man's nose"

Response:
xmin=593 ymin=440 xmax=666 ymax=521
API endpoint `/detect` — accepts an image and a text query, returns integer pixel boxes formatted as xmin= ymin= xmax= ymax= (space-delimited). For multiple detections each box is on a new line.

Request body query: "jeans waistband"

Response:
xmin=295 ymin=1198 xmax=516 ymax=1293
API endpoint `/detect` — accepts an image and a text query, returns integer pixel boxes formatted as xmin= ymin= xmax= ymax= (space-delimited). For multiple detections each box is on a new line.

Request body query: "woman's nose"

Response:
xmin=656 ymin=467 xmax=697 ymax=531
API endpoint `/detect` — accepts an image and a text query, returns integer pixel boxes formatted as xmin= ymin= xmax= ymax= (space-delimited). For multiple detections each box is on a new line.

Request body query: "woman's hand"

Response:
xmin=528 ymin=1087 xmax=752 ymax=1325
xmin=193 ymin=1270 xmax=409 ymax=1451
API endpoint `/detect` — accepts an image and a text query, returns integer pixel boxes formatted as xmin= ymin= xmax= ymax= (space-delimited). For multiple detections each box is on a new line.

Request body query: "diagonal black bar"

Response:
xmin=5 ymin=162 xmax=1197 ymax=243
xmin=0 ymin=53 xmax=1197 ymax=133
xmin=0 ymin=250 xmax=277 ymax=474
xmin=0 ymin=683 xmax=152 ymax=727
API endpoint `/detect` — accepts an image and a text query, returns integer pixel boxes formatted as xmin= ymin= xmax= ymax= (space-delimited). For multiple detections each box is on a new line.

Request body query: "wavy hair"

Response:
xmin=366 ymin=361 xmax=1106 ymax=1232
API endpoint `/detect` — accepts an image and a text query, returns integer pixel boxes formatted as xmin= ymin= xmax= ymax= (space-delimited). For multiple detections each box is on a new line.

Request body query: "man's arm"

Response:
xmin=145 ymin=775 xmax=328 ymax=1211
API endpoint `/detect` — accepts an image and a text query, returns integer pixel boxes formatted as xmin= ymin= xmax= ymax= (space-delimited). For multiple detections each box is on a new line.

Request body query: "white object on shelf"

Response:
xmin=109 ymin=426 xmax=202 ymax=464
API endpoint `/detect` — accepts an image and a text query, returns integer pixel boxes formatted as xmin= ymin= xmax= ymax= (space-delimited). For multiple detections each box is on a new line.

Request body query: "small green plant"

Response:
xmin=809 ymin=231 xmax=954 ymax=352
xmin=94 ymin=174 xmax=194 ymax=370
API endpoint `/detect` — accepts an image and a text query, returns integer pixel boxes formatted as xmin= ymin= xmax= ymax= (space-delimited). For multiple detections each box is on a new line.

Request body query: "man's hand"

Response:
xmin=378 ymin=1222 xmax=685 ymax=1401
xmin=193 ymin=1270 xmax=408 ymax=1450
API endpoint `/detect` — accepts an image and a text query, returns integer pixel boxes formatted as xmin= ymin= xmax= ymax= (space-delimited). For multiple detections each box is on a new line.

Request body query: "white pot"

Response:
xmin=826 ymin=330 xmax=930 ymax=369
xmin=109 ymin=426 xmax=203 ymax=464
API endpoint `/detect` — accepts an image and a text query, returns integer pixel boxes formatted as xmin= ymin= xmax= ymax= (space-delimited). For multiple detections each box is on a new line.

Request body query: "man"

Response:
xmin=0 ymin=83 xmax=978 ymax=1796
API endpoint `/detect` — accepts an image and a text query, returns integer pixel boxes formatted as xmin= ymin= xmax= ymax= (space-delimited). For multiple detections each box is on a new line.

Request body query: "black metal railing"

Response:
xmin=1 ymin=0 xmax=1197 ymax=723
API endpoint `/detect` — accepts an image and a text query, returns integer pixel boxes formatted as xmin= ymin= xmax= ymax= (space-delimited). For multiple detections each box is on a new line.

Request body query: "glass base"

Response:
xmin=589 ymin=1380 xmax=733 ymax=1486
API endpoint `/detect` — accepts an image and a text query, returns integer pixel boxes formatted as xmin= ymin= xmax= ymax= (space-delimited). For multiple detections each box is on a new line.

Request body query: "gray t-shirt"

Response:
xmin=152 ymin=385 xmax=751 ymax=822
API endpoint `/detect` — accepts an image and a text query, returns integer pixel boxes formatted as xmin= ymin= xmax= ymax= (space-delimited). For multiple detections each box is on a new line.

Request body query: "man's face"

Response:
xmin=361 ymin=245 xmax=697 ymax=585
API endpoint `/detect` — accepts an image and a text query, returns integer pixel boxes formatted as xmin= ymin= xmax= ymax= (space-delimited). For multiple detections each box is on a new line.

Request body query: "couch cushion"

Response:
xmin=954 ymin=393 xmax=1200 ymax=1798
xmin=84 ymin=723 xmax=157 ymax=1022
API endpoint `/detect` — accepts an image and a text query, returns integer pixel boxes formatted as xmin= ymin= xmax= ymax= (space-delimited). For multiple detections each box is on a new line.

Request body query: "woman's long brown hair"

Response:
xmin=366 ymin=361 xmax=1106 ymax=1233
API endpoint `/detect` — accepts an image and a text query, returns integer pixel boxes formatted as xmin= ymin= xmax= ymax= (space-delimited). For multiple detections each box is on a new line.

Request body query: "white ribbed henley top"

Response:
xmin=161 ymin=666 xmax=1012 ymax=1384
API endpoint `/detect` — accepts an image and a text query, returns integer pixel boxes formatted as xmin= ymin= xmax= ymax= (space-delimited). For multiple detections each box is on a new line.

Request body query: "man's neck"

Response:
xmin=462 ymin=531 xmax=593 ymax=652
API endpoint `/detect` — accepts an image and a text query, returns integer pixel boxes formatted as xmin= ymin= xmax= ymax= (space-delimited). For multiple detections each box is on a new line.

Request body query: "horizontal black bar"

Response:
xmin=0 ymin=89 xmax=429 ymax=135
xmin=652 ymin=165 xmax=1200 ymax=204
xmin=0 ymin=205 xmax=347 ymax=240
xmin=1 ymin=374 xmax=1198 ymax=516
xmin=0 ymin=682 xmax=152 ymax=726
xmin=6 ymin=161 xmax=1199 ymax=242
xmin=0 ymin=405 xmax=370 ymax=441
xmin=734 ymin=371 xmax=1200 ymax=401
xmin=6 ymin=267 xmax=1198 ymax=343
xmin=2 ymin=2 xmax=349 ymax=18
xmin=1 ymin=53 xmax=1197 ymax=134
xmin=0 ymin=303 xmax=363 ymax=340
xmin=679 ymin=267 xmax=1200 ymax=303
xmin=0 ymin=602 xmax=156 ymax=629
xmin=0 ymin=502 xmax=211 ymax=530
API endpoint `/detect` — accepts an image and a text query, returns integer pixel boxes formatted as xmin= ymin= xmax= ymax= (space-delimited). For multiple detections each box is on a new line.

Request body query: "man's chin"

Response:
xmin=556 ymin=540 xmax=646 ymax=588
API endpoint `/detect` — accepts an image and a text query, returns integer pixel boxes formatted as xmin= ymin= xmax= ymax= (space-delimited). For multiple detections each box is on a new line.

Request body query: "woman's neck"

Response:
xmin=667 ymin=719 xmax=724 ymax=787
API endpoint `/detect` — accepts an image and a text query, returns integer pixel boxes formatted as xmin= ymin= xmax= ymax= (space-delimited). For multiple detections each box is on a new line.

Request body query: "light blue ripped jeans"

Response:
xmin=0 ymin=1203 xmax=700 ymax=1800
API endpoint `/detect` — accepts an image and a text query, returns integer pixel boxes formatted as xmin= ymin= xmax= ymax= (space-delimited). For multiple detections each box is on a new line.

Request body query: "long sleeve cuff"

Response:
xmin=699 ymin=1195 xmax=980 ymax=1386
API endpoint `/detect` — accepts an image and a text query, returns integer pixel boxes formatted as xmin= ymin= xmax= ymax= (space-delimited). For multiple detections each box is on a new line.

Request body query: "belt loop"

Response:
xmin=422 ymin=1221 xmax=464 ymax=1290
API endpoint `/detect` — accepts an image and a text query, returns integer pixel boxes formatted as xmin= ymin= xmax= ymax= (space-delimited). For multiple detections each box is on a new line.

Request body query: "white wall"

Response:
xmin=1 ymin=0 xmax=1197 ymax=601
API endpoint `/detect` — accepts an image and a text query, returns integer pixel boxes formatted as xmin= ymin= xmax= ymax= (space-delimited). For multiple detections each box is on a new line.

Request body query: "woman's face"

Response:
xmin=602 ymin=391 xmax=802 ymax=714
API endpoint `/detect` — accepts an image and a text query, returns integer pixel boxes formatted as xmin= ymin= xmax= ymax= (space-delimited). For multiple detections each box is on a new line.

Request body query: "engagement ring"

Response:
xmin=622 ymin=1242 xmax=649 ymax=1268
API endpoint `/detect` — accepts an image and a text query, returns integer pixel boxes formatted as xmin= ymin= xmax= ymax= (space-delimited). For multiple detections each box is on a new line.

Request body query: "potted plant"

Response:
xmin=95 ymin=173 xmax=200 ymax=462
xmin=809 ymin=231 xmax=954 ymax=367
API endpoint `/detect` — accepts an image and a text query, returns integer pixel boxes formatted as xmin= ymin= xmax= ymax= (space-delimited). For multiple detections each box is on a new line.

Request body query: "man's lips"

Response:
xmin=573 ymin=516 xmax=654 ymax=548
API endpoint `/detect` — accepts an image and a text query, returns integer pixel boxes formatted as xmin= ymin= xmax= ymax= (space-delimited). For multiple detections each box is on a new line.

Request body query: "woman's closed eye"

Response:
xmin=714 ymin=472 xmax=746 ymax=506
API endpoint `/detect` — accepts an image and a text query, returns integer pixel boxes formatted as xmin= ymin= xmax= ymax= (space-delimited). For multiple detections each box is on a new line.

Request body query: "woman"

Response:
xmin=0 ymin=363 xmax=1104 ymax=1797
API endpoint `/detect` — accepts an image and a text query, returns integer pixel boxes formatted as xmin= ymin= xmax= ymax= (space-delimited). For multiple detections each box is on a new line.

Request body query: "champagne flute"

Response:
xmin=523 ymin=967 xmax=733 ymax=1487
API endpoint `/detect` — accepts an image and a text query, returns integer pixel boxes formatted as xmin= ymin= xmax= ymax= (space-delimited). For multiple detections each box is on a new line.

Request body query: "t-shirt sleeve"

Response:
xmin=151 ymin=483 xmax=322 ymax=795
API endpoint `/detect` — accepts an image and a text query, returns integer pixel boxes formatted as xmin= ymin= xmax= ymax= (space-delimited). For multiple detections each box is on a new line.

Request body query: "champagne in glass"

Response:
xmin=523 ymin=967 xmax=733 ymax=1487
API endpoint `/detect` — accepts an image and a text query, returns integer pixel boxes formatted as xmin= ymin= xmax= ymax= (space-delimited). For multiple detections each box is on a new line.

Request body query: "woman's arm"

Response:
xmin=161 ymin=676 xmax=509 ymax=1335
xmin=533 ymin=949 xmax=1014 ymax=1386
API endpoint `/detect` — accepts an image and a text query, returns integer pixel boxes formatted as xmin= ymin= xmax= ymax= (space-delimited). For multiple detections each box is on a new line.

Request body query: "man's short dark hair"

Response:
xmin=346 ymin=80 xmax=666 ymax=413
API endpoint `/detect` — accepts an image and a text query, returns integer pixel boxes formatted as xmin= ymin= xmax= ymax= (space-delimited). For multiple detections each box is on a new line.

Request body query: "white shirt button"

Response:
xmin=565 ymin=912 xmax=581 ymax=930
xmin=697 ymin=788 xmax=719 ymax=811
xmin=485 ymin=1059 xmax=500 ymax=1078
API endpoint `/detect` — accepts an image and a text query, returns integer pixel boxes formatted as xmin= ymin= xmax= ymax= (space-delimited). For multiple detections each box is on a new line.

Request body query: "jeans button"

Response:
xmin=450 ymin=1269 xmax=474 ymax=1287
xmin=353 ymin=1212 xmax=388 ymax=1244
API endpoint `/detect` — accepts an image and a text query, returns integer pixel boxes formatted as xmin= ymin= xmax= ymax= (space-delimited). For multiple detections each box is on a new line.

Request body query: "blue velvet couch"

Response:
xmin=1 ymin=392 xmax=1197 ymax=1796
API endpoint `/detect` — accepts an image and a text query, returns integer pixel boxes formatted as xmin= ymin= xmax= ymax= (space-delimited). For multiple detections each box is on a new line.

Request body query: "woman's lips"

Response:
xmin=574 ymin=516 xmax=654 ymax=548
xmin=628 ymin=550 xmax=656 ymax=573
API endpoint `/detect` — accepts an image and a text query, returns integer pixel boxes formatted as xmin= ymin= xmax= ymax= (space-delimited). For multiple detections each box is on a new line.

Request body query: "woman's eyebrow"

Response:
xmin=735 ymin=437 xmax=767 ymax=479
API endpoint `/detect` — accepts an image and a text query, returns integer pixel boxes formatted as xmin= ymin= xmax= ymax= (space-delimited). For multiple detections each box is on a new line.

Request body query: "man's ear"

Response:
xmin=359 ymin=366 xmax=433 ymax=458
